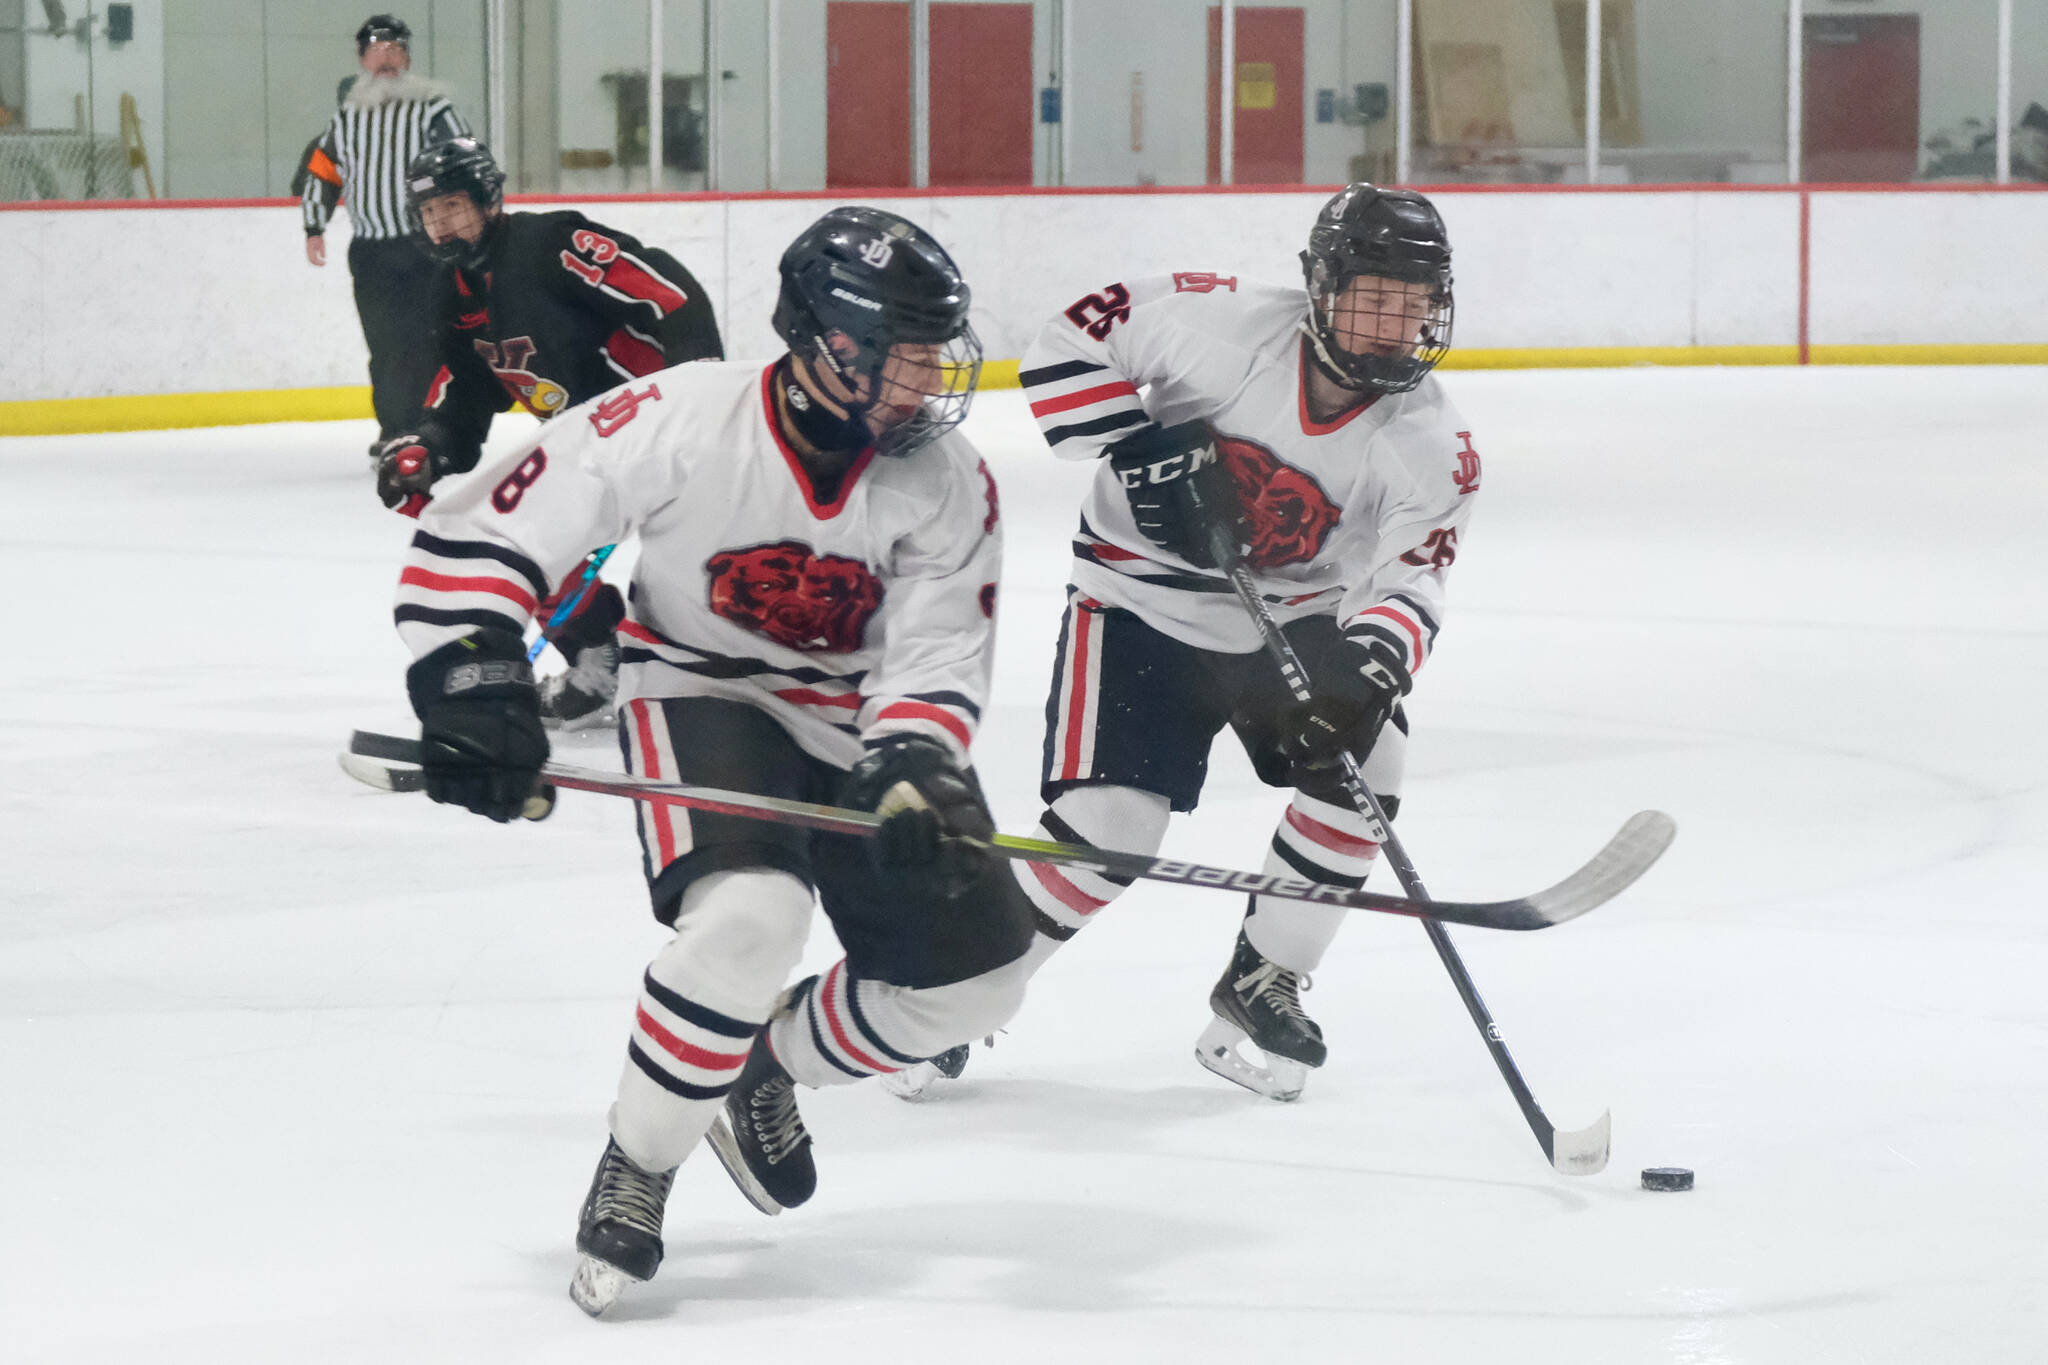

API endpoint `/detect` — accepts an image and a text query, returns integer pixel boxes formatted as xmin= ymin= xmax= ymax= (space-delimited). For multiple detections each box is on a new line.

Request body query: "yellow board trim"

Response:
xmin=1807 ymin=344 xmax=2048 ymax=366
xmin=3 ymin=345 xmax=2044 ymax=437
xmin=1444 ymin=346 xmax=1800 ymax=369
xmin=0 ymin=386 xmax=373 ymax=437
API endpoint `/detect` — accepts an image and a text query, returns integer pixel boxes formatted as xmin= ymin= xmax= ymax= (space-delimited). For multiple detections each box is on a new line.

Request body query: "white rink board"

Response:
xmin=2 ymin=188 xmax=2045 ymax=402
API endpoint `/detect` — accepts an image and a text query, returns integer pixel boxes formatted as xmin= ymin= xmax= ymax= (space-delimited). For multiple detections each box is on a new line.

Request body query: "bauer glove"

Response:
xmin=841 ymin=735 xmax=996 ymax=896
xmin=1106 ymin=420 xmax=1241 ymax=569
xmin=405 ymin=628 xmax=551 ymax=822
xmin=1278 ymin=632 xmax=1412 ymax=774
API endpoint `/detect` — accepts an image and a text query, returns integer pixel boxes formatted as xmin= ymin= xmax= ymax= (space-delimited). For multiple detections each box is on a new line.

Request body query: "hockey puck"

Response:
xmin=1641 ymin=1167 xmax=1694 ymax=1192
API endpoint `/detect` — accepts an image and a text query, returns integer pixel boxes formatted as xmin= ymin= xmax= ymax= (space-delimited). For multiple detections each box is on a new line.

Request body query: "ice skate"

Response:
xmin=706 ymin=1040 xmax=816 ymax=1214
xmin=569 ymin=1136 xmax=677 ymax=1317
xmin=538 ymin=641 xmax=620 ymax=731
xmin=880 ymin=1043 xmax=971 ymax=1102
xmin=1195 ymin=929 xmax=1326 ymax=1102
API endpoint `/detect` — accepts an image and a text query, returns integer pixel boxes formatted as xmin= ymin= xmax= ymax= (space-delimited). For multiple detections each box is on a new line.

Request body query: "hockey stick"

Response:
xmin=527 ymin=544 xmax=619 ymax=664
xmin=1186 ymin=482 xmax=1663 ymax=1174
xmin=340 ymin=730 xmax=1670 ymax=934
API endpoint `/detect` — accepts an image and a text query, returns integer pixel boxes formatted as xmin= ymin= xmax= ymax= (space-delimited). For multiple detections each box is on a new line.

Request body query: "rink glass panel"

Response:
xmin=2 ymin=0 xmax=2041 ymax=203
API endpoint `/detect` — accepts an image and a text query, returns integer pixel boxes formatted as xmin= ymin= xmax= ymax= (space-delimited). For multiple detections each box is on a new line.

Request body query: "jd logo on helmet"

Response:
xmin=858 ymin=239 xmax=894 ymax=269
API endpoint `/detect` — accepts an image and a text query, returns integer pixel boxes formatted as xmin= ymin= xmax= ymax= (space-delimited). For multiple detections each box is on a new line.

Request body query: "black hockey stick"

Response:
xmin=341 ymin=730 xmax=1669 ymax=934
xmin=1187 ymin=483 xmax=1668 ymax=1174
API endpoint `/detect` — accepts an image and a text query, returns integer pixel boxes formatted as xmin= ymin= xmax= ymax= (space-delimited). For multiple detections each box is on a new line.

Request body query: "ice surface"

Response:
xmin=2 ymin=367 xmax=2044 ymax=1362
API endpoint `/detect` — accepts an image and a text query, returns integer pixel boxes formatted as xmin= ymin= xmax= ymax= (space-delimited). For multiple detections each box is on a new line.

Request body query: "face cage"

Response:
xmin=813 ymin=322 xmax=983 ymax=458
xmin=408 ymin=191 xmax=498 ymax=269
xmin=1308 ymin=274 xmax=1454 ymax=395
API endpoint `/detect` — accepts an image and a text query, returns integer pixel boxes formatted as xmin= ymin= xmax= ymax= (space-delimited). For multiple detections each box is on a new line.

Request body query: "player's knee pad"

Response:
xmin=867 ymin=966 xmax=1026 ymax=1058
xmin=654 ymin=868 xmax=813 ymax=1019
xmin=1047 ymin=784 xmax=1172 ymax=855
xmin=1015 ymin=785 xmax=1173 ymax=937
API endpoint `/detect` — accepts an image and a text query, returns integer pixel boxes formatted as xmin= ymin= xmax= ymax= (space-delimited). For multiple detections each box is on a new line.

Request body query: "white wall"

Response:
xmin=3 ymin=186 xmax=2044 ymax=405
xmin=1632 ymin=0 xmax=1787 ymax=159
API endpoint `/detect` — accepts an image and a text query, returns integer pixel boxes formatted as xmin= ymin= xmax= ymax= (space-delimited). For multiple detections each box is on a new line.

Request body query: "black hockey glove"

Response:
xmin=375 ymin=432 xmax=443 ymax=517
xmin=375 ymin=423 xmax=472 ymax=517
xmin=1278 ymin=633 xmax=1413 ymax=774
xmin=1106 ymin=420 xmax=1241 ymax=569
xmin=404 ymin=628 xmax=550 ymax=822
xmin=841 ymin=736 xmax=996 ymax=896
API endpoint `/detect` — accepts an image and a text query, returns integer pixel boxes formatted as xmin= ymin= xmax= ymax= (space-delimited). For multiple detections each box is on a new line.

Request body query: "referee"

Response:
xmin=301 ymin=15 xmax=471 ymax=453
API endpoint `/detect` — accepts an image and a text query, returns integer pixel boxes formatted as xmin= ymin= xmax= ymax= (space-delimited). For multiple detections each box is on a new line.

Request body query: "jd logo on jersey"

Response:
xmin=1453 ymin=430 xmax=1481 ymax=495
xmin=706 ymin=541 xmax=885 ymax=654
xmin=1216 ymin=434 xmax=1340 ymax=569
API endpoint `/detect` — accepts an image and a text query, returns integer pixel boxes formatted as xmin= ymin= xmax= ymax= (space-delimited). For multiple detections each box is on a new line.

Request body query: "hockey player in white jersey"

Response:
xmin=989 ymin=184 xmax=1478 ymax=1102
xmin=388 ymin=206 xmax=1036 ymax=1314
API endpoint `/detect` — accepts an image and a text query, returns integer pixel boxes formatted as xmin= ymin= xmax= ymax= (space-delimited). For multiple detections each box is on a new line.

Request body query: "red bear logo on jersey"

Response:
xmin=1215 ymin=434 xmax=1340 ymax=568
xmin=706 ymin=541 xmax=884 ymax=653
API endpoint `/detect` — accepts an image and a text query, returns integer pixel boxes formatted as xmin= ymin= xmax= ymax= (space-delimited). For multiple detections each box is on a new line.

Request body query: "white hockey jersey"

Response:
xmin=393 ymin=360 xmax=1005 ymax=769
xmin=1018 ymin=274 xmax=1480 ymax=672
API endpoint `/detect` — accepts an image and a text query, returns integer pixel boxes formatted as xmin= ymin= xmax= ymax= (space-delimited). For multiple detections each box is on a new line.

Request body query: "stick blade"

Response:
xmin=1490 ymin=810 xmax=1677 ymax=929
xmin=1547 ymin=1108 xmax=1611 ymax=1175
xmin=338 ymin=750 xmax=422 ymax=793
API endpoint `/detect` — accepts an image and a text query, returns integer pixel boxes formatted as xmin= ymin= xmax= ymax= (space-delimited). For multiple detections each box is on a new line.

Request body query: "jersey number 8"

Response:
xmin=492 ymin=450 xmax=548 ymax=513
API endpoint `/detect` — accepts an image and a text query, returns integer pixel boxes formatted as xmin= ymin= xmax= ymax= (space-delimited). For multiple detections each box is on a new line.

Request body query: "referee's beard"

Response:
xmin=344 ymin=70 xmax=444 ymax=109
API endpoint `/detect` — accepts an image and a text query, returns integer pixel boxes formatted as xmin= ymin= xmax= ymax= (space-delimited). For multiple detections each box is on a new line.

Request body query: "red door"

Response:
xmin=827 ymin=2 xmax=912 ymax=189
xmin=1206 ymin=6 xmax=1305 ymax=185
xmin=929 ymin=3 xmax=1034 ymax=187
xmin=1803 ymin=15 xmax=1920 ymax=183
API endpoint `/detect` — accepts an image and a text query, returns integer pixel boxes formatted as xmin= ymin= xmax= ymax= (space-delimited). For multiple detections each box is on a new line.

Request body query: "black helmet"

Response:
xmin=405 ymin=138 xmax=505 ymax=268
xmin=356 ymin=14 xmax=411 ymax=53
xmin=1300 ymin=184 xmax=1454 ymax=395
xmin=772 ymin=206 xmax=982 ymax=457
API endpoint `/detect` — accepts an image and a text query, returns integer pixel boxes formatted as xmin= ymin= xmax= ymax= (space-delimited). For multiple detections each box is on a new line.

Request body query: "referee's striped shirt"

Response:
xmin=301 ymin=79 xmax=469 ymax=241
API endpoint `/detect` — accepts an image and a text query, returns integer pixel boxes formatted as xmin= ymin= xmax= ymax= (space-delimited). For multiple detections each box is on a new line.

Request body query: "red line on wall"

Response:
xmin=1797 ymin=188 xmax=1812 ymax=366
xmin=8 ymin=182 xmax=2046 ymax=214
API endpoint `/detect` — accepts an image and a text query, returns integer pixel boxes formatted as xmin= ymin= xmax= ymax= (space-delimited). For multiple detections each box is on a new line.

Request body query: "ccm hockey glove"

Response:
xmin=405 ymin=628 xmax=550 ymax=822
xmin=841 ymin=736 xmax=996 ymax=896
xmin=1278 ymin=632 xmax=1413 ymax=774
xmin=1106 ymin=420 xmax=1240 ymax=569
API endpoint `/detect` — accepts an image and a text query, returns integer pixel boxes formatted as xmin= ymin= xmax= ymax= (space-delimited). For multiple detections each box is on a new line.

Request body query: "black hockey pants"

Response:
xmin=347 ymin=236 xmax=442 ymax=439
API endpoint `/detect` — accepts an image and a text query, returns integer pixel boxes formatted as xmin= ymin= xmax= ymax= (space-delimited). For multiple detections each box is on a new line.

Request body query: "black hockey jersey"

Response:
xmin=399 ymin=210 xmax=724 ymax=474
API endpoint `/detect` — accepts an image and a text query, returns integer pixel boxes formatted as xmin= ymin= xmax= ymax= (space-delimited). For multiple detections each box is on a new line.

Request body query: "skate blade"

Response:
xmin=569 ymin=1253 xmax=631 ymax=1317
xmin=704 ymin=1113 xmax=785 ymax=1216
xmin=1194 ymin=1017 xmax=1309 ymax=1102
xmin=881 ymin=1060 xmax=942 ymax=1102
xmin=542 ymin=705 xmax=617 ymax=734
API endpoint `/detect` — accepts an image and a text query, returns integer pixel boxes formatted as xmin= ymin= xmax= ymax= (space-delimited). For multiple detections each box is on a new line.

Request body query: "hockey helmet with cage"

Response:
xmin=1300 ymin=184 xmax=1454 ymax=395
xmin=771 ymin=206 xmax=982 ymax=458
xmin=356 ymin=14 xmax=412 ymax=53
xmin=405 ymin=137 xmax=505 ymax=268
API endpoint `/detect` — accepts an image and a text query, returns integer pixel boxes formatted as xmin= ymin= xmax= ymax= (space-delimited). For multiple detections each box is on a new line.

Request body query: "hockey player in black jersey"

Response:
xmin=376 ymin=136 xmax=724 ymax=727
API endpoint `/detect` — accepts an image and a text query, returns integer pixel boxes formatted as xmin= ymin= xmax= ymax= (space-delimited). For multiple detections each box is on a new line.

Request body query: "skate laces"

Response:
xmin=1233 ymin=960 xmax=1314 ymax=1026
xmin=593 ymin=1145 xmax=673 ymax=1234
xmin=748 ymin=1074 xmax=809 ymax=1165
